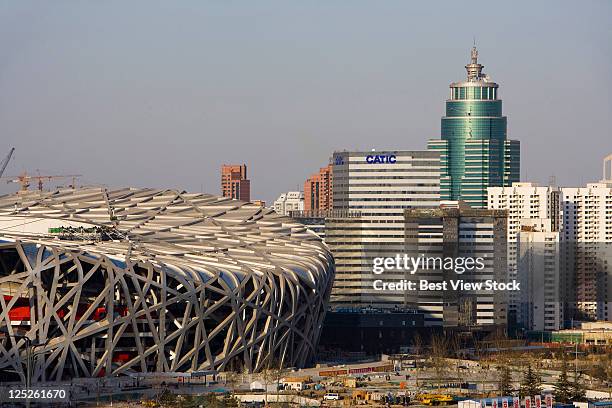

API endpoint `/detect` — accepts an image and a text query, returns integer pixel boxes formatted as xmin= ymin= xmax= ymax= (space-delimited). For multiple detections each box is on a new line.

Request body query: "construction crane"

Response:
xmin=2 ymin=171 xmax=82 ymax=192
xmin=0 ymin=148 xmax=15 ymax=179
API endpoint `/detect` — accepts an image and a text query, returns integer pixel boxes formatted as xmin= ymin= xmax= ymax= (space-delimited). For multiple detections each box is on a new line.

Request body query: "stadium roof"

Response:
xmin=0 ymin=187 xmax=331 ymax=287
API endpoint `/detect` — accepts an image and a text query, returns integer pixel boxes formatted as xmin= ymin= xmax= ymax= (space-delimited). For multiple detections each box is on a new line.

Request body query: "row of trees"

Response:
xmin=409 ymin=330 xmax=587 ymax=401
xmin=497 ymin=358 xmax=586 ymax=402
xmin=155 ymin=390 xmax=239 ymax=408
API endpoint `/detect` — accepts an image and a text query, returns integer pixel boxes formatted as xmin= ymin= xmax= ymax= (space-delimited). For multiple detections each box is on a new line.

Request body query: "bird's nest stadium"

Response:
xmin=0 ymin=188 xmax=334 ymax=382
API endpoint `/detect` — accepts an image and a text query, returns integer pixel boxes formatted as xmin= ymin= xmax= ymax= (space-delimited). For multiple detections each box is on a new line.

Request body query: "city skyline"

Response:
xmin=1 ymin=2 xmax=612 ymax=401
xmin=0 ymin=1 xmax=611 ymax=205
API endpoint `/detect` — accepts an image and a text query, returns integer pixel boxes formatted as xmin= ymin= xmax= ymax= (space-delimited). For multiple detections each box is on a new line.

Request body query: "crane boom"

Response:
xmin=0 ymin=148 xmax=15 ymax=179
xmin=1 ymin=171 xmax=82 ymax=192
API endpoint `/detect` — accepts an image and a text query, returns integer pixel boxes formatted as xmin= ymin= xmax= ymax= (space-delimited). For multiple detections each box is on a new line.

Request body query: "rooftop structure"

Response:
xmin=602 ymin=154 xmax=612 ymax=183
xmin=273 ymin=191 xmax=304 ymax=216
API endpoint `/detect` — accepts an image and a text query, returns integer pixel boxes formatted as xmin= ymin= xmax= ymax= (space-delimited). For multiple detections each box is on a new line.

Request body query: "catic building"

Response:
xmin=429 ymin=47 xmax=520 ymax=208
xmin=328 ymin=150 xmax=440 ymax=309
xmin=0 ymin=188 xmax=334 ymax=382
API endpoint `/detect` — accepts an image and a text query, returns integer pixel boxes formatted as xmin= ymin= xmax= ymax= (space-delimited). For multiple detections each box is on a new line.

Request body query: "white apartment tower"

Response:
xmin=560 ymin=181 xmax=612 ymax=322
xmin=517 ymin=219 xmax=562 ymax=331
xmin=273 ymin=191 xmax=304 ymax=216
xmin=487 ymin=182 xmax=560 ymax=326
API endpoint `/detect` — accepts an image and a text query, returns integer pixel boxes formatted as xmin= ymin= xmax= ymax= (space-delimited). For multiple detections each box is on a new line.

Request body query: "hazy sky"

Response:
xmin=1 ymin=1 xmax=610 ymax=204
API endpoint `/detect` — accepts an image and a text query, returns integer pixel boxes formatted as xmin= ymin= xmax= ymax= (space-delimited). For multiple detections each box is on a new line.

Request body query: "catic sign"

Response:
xmin=366 ymin=154 xmax=397 ymax=164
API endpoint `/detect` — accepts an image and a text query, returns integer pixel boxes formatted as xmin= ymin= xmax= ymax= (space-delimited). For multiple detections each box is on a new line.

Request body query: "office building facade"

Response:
xmin=221 ymin=164 xmax=251 ymax=201
xmin=405 ymin=205 xmax=508 ymax=327
xmin=429 ymin=47 xmax=520 ymax=208
xmin=328 ymin=150 xmax=440 ymax=309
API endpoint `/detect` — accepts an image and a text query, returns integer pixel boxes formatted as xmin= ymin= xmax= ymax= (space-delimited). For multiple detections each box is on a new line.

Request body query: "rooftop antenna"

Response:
xmin=466 ymin=39 xmax=483 ymax=81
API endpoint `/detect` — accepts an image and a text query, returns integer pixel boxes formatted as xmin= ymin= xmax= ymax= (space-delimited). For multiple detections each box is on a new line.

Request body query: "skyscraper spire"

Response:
xmin=465 ymin=46 xmax=484 ymax=81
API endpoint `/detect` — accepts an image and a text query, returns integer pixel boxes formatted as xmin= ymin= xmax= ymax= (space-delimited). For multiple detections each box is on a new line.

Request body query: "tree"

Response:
xmin=181 ymin=394 xmax=237 ymax=408
xmin=430 ymin=332 xmax=449 ymax=390
xmin=178 ymin=395 xmax=210 ymax=408
xmin=520 ymin=364 xmax=541 ymax=398
xmin=225 ymin=371 xmax=240 ymax=393
xmin=553 ymin=357 xmax=572 ymax=403
xmin=498 ymin=365 xmax=514 ymax=396
xmin=412 ymin=333 xmax=423 ymax=388
xmin=569 ymin=371 xmax=586 ymax=401
xmin=157 ymin=389 xmax=178 ymax=407
xmin=413 ymin=333 xmax=423 ymax=356
xmin=492 ymin=328 xmax=509 ymax=366
xmin=588 ymin=354 xmax=612 ymax=385
xmin=261 ymin=366 xmax=273 ymax=405
xmin=260 ymin=358 xmax=286 ymax=406
xmin=449 ymin=333 xmax=463 ymax=379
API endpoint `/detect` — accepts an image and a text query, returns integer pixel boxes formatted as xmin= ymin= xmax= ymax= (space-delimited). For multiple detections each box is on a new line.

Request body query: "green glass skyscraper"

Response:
xmin=428 ymin=47 xmax=520 ymax=208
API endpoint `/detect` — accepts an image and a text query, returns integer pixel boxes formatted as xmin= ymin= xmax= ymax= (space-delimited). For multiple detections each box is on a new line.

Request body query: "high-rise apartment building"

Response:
xmin=429 ymin=47 xmax=520 ymax=208
xmin=304 ymin=165 xmax=333 ymax=214
xmin=487 ymin=182 xmax=560 ymax=326
xmin=327 ymin=150 xmax=440 ymax=308
xmin=517 ymin=219 xmax=562 ymax=331
xmin=273 ymin=191 xmax=304 ymax=216
xmin=221 ymin=164 xmax=251 ymax=201
xmin=405 ymin=205 xmax=508 ymax=327
xmin=560 ymin=181 xmax=612 ymax=322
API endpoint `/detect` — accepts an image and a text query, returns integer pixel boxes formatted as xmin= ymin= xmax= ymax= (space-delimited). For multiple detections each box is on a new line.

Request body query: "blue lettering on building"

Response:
xmin=365 ymin=154 xmax=397 ymax=164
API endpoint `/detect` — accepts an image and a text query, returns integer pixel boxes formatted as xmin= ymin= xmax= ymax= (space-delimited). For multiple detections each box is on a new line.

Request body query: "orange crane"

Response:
xmin=2 ymin=171 xmax=82 ymax=192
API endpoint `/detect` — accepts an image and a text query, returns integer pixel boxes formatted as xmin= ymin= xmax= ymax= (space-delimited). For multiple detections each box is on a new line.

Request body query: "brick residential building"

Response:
xmin=221 ymin=164 xmax=250 ymax=201
xmin=304 ymin=165 xmax=332 ymax=214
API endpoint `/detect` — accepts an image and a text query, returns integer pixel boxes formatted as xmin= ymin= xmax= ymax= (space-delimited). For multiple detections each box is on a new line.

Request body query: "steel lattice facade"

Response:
xmin=0 ymin=188 xmax=334 ymax=382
